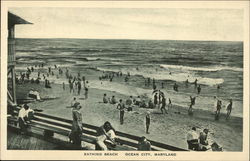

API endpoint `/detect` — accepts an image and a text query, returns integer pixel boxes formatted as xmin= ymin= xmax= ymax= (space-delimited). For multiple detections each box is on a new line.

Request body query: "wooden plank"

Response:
xmin=82 ymin=123 xmax=99 ymax=130
xmin=35 ymin=113 xmax=72 ymax=124
xmin=82 ymin=129 xmax=98 ymax=137
xmin=116 ymin=131 xmax=188 ymax=151
xmin=114 ymin=138 xmax=138 ymax=149
xmin=34 ymin=113 xmax=99 ymax=130
xmin=10 ymin=111 xmax=189 ymax=151
xmin=80 ymin=135 xmax=96 ymax=144
xmin=33 ymin=117 xmax=71 ymax=130
xmin=30 ymin=122 xmax=70 ymax=136
xmin=7 ymin=131 xmax=16 ymax=149
xmin=25 ymin=135 xmax=31 ymax=150
xmin=13 ymin=132 xmax=22 ymax=149
xmin=29 ymin=135 xmax=37 ymax=149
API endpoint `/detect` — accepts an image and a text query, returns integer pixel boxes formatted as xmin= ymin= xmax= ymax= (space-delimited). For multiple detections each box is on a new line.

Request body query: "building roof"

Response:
xmin=8 ymin=12 xmax=32 ymax=28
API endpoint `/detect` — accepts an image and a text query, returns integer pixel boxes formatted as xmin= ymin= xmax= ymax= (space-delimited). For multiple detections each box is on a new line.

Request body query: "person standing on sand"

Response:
xmin=185 ymin=79 xmax=189 ymax=87
xmin=69 ymin=103 xmax=83 ymax=149
xmin=215 ymin=99 xmax=222 ymax=120
xmin=145 ymin=111 xmax=151 ymax=134
xmin=69 ymin=79 xmax=74 ymax=93
xmin=77 ymin=81 xmax=81 ymax=95
xmin=213 ymin=96 xmax=218 ymax=114
xmin=84 ymin=81 xmax=89 ymax=99
xmin=226 ymin=99 xmax=233 ymax=119
xmin=84 ymin=87 xmax=88 ymax=99
xmin=63 ymin=82 xmax=65 ymax=90
xmin=186 ymin=127 xmax=199 ymax=151
xmin=117 ymin=99 xmax=126 ymax=125
xmin=194 ymin=79 xmax=198 ymax=88
xmin=168 ymin=98 xmax=172 ymax=112
xmin=160 ymin=96 xmax=167 ymax=114
xmin=154 ymin=93 xmax=158 ymax=106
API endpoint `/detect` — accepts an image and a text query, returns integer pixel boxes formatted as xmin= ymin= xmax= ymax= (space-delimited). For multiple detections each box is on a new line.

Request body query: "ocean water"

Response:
xmin=15 ymin=38 xmax=243 ymax=117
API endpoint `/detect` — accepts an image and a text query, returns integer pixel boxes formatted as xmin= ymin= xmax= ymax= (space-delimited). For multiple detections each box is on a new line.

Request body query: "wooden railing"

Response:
xmin=8 ymin=108 xmax=188 ymax=151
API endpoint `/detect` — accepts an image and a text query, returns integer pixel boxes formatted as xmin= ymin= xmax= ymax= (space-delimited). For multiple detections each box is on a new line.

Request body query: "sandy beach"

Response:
xmin=15 ymin=66 xmax=243 ymax=151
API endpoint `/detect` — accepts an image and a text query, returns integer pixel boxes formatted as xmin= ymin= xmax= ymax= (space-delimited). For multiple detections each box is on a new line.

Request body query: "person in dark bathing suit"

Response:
xmin=160 ymin=96 xmax=167 ymax=114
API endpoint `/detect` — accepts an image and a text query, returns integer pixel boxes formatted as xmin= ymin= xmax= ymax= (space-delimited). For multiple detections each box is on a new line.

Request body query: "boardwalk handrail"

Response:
xmin=8 ymin=108 xmax=188 ymax=151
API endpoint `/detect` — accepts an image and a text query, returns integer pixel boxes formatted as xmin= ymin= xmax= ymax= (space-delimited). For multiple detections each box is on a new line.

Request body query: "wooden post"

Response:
xmin=11 ymin=68 xmax=16 ymax=104
xmin=8 ymin=25 xmax=16 ymax=104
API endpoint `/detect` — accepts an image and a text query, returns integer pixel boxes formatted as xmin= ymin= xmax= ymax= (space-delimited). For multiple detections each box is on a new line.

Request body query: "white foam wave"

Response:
xmin=88 ymin=80 xmax=152 ymax=97
xmin=160 ymin=64 xmax=242 ymax=72
xmin=96 ymin=67 xmax=224 ymax=86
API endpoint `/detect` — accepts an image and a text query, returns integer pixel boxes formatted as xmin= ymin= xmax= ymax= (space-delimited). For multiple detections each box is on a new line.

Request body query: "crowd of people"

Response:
xmin=13 ymin=64 xmax=234 ymax=151
xmin=67 ymin=99 xmax=152 ymax=150
xmin=186 ymin=127 xmax=222 ymax=151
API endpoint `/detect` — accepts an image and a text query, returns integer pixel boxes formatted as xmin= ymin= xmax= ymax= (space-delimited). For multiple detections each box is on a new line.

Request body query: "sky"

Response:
xmin=9 ymin=8 xmax=244 ymax=41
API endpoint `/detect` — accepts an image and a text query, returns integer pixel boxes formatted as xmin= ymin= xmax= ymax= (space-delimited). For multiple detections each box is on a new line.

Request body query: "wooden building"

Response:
xmin=8 ymin=12 xmax=32 ymax=105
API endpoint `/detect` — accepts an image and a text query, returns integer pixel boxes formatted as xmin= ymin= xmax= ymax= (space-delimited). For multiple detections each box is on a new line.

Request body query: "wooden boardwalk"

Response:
xmin=7 ymin=128 xmax=58 ymax=150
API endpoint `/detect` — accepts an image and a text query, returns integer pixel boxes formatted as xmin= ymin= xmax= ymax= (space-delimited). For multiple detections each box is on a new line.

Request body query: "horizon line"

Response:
xmin=15 ymin=37 xmax=243 ymax=42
